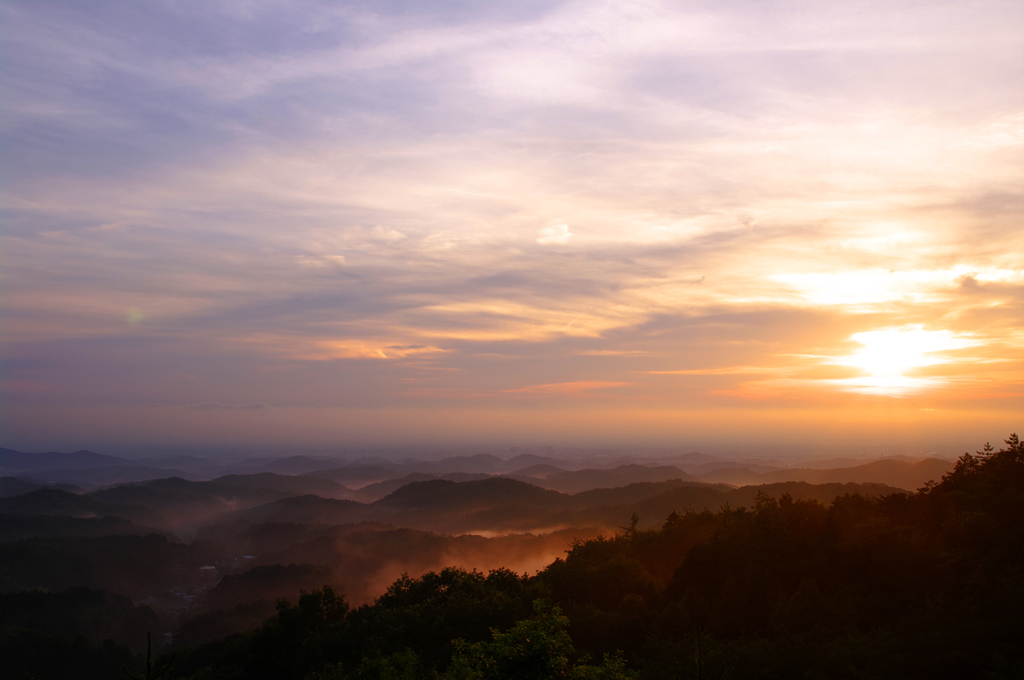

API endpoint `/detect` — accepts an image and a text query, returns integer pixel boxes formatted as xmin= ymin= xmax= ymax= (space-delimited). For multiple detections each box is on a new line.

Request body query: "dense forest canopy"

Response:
xmin=2 ymin=436 xmax=1022 ymax=679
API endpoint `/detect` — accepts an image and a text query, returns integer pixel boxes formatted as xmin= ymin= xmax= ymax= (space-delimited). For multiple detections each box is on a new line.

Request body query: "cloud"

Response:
xmin=503 ymin=381 xmax=631 ymax=395
xmin=296 ymin=254 xmax=346 ymax=268
xmin=536 ymin=224 xmax=573 ymax=245
xmin=190 ymin=402 xmax=269 ymax=410
xmin=1 ymin=0 xmax=1021 ymax=450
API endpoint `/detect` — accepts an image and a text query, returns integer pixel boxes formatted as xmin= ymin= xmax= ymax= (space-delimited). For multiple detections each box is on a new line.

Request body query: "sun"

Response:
xmin=831 ymin=326 xmax=976 ymax=394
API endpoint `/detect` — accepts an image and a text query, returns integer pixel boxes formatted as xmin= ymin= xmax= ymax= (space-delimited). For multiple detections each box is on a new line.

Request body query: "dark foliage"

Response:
xmin=0 ymin=586 xmax=158 ymax=650
xmin=205 ymin=563 xmax=334 ymax=611
xmin=172 ymin=599 xmax=278 ymax=649
xmin=0 ymin=533 xmax=201 ymax=596
xmin=1 ymin=627 xmax=138 ymax=680
xmin=6 ymin=436 xmax=1023 ymax=679
xmin=0 ymin=513 xmax=146 ymax=542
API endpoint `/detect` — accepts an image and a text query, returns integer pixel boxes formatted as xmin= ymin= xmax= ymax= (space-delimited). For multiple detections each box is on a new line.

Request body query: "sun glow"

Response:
xmin=830 ymin=327 xmax=977 ymax=395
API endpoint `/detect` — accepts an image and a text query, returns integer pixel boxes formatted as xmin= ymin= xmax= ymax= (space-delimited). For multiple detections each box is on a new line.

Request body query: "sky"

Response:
xmin=1 ymin=0 xmax=1022 ymax=459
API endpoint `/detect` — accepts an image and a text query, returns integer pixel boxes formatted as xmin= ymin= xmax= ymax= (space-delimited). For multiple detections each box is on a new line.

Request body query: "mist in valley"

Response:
xmin=6 ymin=438 xmax=1021 ymax=676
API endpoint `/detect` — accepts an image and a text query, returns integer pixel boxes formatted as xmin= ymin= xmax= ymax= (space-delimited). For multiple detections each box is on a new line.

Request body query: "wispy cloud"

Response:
xmin=191 ymin=402 xmax=268 ymax=410
xmin=503 ymin=381 xmax=632 ymax=396
xmin=1 ymin=0 xmax=1021 ymax=452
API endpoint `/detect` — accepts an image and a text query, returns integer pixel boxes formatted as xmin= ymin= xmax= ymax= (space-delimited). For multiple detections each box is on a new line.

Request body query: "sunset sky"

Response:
xmin=2 ymin=0 xmax=1021 ymax=458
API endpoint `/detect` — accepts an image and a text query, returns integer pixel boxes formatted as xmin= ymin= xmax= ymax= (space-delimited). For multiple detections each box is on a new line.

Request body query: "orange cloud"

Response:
xmin=503 ymin=381 xmax=632 ymax=395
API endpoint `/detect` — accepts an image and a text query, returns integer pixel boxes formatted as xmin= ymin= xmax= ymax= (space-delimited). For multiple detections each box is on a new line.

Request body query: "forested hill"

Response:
xmin=6 ymin=435 xmax=1018 ymax=679
xmin=209 ymin=436 xmax=1024 ymax=679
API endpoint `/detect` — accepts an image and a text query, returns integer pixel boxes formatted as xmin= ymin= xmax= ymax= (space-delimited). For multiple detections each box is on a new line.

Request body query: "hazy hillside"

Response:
xmin=374 ymin=477 xmax=563 ymax=511
xmin=248 ymin=456 xmax=343 ymax=475
xmin=0 ymin=448 xmax=128 ymax=471
xmin=204 ymin=563 xmax=333 ymax=612
xmin=505 ymin=463 xmax=568 ymax=479
xmin=0 ymin=445 xmax=955 ymax=498
xmin=3 ymin=438 xmax=1013 ymax=680
xmin=153 ymin=438 xmax=1022 ymax=680
xmin=699 ymin=457 xmax=953 ymax=490
xmin=0 ymin=459 xmax=913 ymax=540
xmin=527 ymin=464 xmax=694 ymax=493
xmin=0 ymin=514 xmax=150 ymax=542
xmin=246 ymin=524 xmax=601 ymax=606
xmin=350 ymin=472 xmax=493 ymax=502
xmin=212 ymin=473 xmax=350 ymax=498
xmin=1 ymin=477 xmax=49 ymax=498
xmin=219 ymin=495 xmax=369 ymax=526
xmin=0 ymin=488 xmax=155 ymax=524
xmin=87 ymin=477 xmax=296 ymax=529
xmin=304 ymin=465 xmax=401 ymax=488
xmin=225 ymin=475 xmax=903 ymax=536
xmin=23 ymin=465 xmax=203 ymax=488
xmin=567 ymin=480 xmax=704 ymax=508
xmin=725 ymin=480 xmax=904 ymax=506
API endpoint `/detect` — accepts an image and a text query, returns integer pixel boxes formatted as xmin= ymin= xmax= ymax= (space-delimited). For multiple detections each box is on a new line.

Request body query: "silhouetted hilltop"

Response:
xmin=506 ymin=454 xmax=571 ymax=470
xmin=145 ymin=455 xmax=210 ymax=468
xmin=698 ymin=456 xmax=952 ymax=489
xmin=251 ymin=456 xmax=342 ymax=475
xmin=726 ymin=481 xmax=903 ymax=507
xmin=1 ymin=477 xmax=48 ymax=498
xmin=195 ymin=475 xmax=910 ymax=537
xmin=301 ymin=454 xmax=574 ymax=490
xmin=760 ymin=457 xmax=952 ymax=489
xmin=3 ymin=436 xmax=1021 ymax=680
xmin=0 ymin=514 xmax=149 ymax=542
xmin=0 ymin=448 xmax=128 ymax=471
xmin=205 ymin=563 xmax=333 ymax=612
xmin=1 ymin=445 xmax=960 ymax=498
xmin=533 ymin=464 xmax=695 ymax=493
xmin=304 ymin=465 xmax=400 ymax=487
xmin=87 ymin=477 xmax=294 ymax=528
xmin=212 ymin=472 xmax=350 ymax=498
xmin=242 ymin=523 xmax=600 ymax=607
xmin=567 ymin=480 xmax=717 ymax=509
xmin=0 ymin=488 xmax=150 ymax=522
xmin=373 ymin=477 xmax=564 ymax=512
xmin=506 ymin=463 xmax=568 ymax=479
xmin=24 ymin=465 xmax=202 ymax=488
xmin=194 ymin=520 xmax=398 ymax=557
xmin=621 ymin=481 xmax=906 ymax=529
xmin=409 ymin=453 xmax=508 ymax=474
xmin=352 ymin=472 xmax=493 ymax=502
xmin=223 ymin=495 xmax=368 ymax=525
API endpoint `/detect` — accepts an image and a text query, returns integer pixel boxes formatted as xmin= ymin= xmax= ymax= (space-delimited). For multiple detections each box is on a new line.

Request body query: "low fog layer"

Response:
xmin=0 ymin=443 xmax=961 ymax=647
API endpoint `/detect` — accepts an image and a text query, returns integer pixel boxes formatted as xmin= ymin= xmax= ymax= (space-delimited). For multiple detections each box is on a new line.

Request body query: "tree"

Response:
xmin=123 ymin=632 xmax=174 ymax=680
xmin=445 ymin=600 xmax=635 ymax=680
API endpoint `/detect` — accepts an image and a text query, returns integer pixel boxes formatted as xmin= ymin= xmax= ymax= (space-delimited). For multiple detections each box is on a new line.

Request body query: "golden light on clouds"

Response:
xmin=1 ymin=0 xmax=1021 ymax=454
xmin=503 ymin=381 xmax=632 ymax=396
xmin=828 ymin=327 xmax=978 ymax=395
xmin=772 ymin=267 xmax=1023 ymax=309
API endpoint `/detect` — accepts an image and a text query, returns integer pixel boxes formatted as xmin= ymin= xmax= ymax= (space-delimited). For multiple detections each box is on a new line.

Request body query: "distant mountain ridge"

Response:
xmin=519 ymin=464 xmax=694 ymax=494
xmin=221 ymin=495 xmax=368 ymax=526
xmin=0 ymin=477 xmax=46 ymax=498
xmin=211 ymin=473 xmax=349 ymax=498
xmin=0 ymin=488 xmax=156 ymax=524
xmin=198 ymin=475 xmax=909 ymax=537
xmin=699 ymin=457 xmax=952 ymax=490
xmin=1 ymin=444 xmax=953 ymax=495
xmin=0 ymin=454 xmax=942 ymax=536
xmin=0 ymin=448 xmax=128 ymax=471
